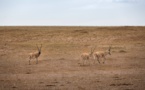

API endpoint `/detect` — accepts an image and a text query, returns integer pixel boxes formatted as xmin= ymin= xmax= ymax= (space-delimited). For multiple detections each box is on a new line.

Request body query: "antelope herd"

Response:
xmin=29 ymin=44 xmax=112 ymax=65
xmin=81 ymin=46 xmax=112 ymax=65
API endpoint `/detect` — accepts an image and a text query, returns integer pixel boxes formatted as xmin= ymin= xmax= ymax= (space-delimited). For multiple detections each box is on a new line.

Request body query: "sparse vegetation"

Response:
xmin=0 ymin=26 xmax=145 ymax=90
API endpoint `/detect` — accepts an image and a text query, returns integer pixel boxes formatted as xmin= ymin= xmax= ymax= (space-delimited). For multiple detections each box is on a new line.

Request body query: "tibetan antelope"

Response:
xmin=29 ymin=44 xmax=42 ymax=65
xmin=93 ymin=46 xmax=111 ymax=64
xmin=81 ymin=47 xmax=96 ymax=65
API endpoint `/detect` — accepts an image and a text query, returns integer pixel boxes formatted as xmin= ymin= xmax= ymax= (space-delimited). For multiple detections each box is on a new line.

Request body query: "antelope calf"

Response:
xmin=29 ymin=44 xmax=42 ymax=65
xmin=81 ymin=47 xmax=96 ymax=65
xmin=93 ymin=46 xmax=111 ymax=64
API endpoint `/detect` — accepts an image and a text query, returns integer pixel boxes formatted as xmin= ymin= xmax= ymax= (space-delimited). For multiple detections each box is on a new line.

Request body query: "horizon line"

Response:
xmin=0 ymin=25 xmax=145 ymax=27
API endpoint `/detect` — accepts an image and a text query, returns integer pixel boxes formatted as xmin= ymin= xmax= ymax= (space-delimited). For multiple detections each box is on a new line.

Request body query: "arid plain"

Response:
xmin=0 ymin=26 xmax=145 ymax=90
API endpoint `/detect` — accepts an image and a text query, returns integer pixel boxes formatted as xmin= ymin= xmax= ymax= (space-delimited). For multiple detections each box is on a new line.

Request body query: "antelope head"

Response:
xmin=36 ymin=44 xmax=42 ymax=54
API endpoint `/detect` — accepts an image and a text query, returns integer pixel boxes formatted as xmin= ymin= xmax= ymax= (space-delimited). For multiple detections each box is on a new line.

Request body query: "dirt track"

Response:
xmin=0 ymin=26 xmax=145 ymax=90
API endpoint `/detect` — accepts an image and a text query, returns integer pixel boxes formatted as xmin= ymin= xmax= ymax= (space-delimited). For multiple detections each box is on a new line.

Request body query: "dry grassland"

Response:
xmin=0 ymin=26 xmax=145 ymax=90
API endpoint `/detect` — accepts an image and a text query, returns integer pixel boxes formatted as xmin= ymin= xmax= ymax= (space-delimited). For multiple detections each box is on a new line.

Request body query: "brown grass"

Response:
xmin=0 ymin=26 xmax=145 ymax=90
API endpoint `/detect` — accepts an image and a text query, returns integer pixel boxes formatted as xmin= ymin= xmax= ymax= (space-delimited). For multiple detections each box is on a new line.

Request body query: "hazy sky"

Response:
xmin=0 ymin=0 xmax=145 ymax=26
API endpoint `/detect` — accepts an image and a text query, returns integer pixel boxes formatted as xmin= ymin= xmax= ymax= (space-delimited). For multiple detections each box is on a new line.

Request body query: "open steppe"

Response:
xmin=0 ymin=26 xmax=145 ymax=90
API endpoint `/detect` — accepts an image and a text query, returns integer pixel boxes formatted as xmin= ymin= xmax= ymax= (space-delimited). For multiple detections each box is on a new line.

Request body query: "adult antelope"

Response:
xmin=93 ymin=46 xmax=111 ymax=64
xmin=29 ymin=44 xmax=42 ymax=65
xmin=81 ymin=47 xmax=96 ymax=65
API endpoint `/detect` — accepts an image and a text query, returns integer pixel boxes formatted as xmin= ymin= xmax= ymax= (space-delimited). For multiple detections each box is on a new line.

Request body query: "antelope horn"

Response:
xmin=39 ymin=44 xmax=42 ymax=51
xmin=36 ymin=44 xmax=39 ymax=50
